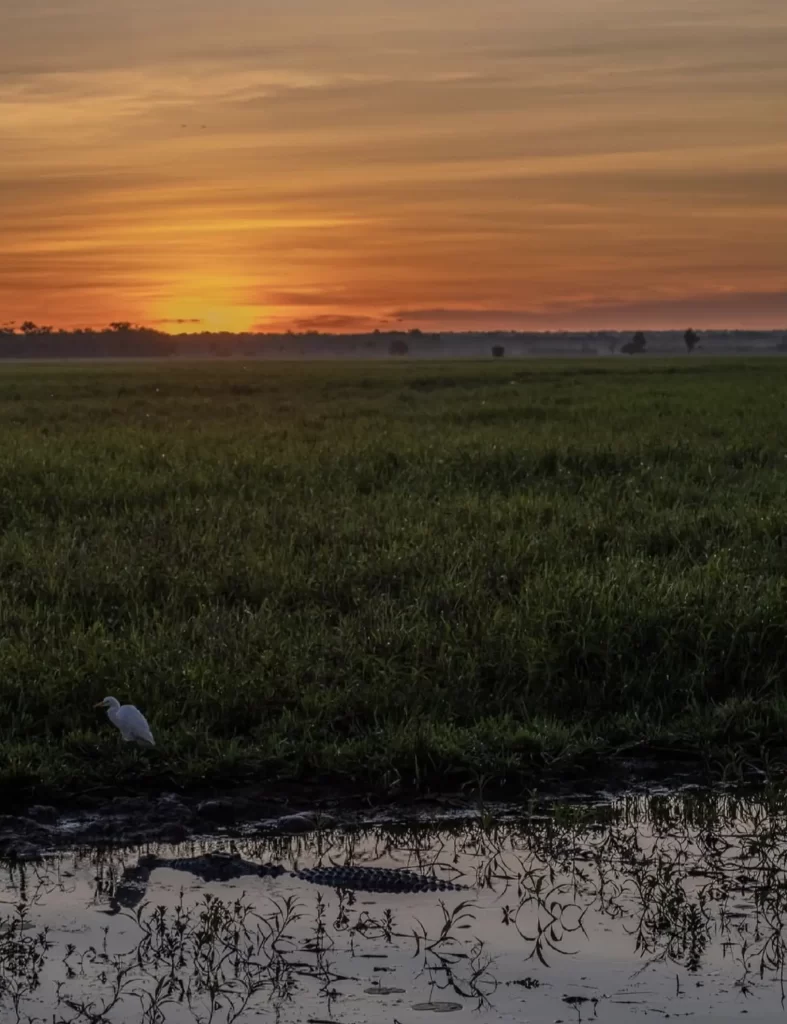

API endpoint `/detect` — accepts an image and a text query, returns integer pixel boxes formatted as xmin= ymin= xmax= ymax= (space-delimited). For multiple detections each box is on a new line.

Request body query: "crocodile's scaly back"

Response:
xmin=295 ymin=865 xmax=465 ymax=892
xmin=133 ymin=853 xmax=467 ymax=893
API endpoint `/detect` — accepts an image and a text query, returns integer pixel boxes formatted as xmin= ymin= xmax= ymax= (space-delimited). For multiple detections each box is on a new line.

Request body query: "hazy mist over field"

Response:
xmin=0 ymin=326 xmax=785 ymax=361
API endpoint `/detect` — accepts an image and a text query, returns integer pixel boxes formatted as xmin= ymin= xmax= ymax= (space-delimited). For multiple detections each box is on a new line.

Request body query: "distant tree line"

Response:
xmin=0 ymin=322 xmax=175 ymax=358
xmin=0 ymin=321 xmax=446 ymax=360
xmin=2 ymin=321 xmax=783 ymax=361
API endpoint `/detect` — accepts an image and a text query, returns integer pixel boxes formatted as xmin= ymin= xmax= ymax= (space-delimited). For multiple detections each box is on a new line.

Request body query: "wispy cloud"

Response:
xmin=394 ymin=290 xmax=787 ymax=331
xmin=151 ymin=317 xmax=204 ymax=325
xmin=256 ymin=313 xmax=384 ymax=332
xmin=2 ymin=0 xmax=786 ymax=329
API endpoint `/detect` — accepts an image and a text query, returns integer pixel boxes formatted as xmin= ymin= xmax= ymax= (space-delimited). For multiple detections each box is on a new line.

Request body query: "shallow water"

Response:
xmin=4 ymin=789 xmax=787 ymax=1022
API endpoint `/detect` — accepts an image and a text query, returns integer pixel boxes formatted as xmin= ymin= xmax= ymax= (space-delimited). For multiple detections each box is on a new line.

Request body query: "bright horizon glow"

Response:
xmin=2 ymin=0 xmax=787 ymax=334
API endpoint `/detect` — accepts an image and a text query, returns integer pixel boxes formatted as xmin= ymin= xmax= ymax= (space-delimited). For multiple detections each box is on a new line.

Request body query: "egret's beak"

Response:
xmin=94 ymin=701 xmax=105 ymax=708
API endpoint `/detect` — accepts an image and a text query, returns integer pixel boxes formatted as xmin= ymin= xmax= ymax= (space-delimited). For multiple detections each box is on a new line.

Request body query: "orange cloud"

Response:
xmin=2 ymin=1 xmax=786 ymax=331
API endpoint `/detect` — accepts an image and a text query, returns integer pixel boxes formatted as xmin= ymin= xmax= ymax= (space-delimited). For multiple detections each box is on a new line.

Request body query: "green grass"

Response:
xmin=2 ymin=357 xmax=787 ymax=805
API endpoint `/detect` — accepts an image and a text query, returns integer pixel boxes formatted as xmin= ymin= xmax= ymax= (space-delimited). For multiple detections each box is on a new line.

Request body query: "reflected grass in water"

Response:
xmin=4 ymin=789 xmax=787 ymax=1020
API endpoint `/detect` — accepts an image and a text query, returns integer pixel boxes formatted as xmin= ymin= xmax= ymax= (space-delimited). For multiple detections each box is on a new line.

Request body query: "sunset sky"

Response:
xmin=2 ymin=0 xmax=786 ymax=333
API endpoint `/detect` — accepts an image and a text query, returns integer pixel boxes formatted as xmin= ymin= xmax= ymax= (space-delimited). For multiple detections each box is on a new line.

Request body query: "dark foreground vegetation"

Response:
xmin=1 ymin=358 xmax=787 ymax=805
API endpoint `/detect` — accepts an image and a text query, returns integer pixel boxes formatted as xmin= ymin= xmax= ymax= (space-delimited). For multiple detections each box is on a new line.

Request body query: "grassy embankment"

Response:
xmin=1 ymin=358 xmax=787 ymax=805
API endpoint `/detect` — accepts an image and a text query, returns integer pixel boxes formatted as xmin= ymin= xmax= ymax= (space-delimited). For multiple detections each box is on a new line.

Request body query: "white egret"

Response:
xmin=95 ymin=696 xmax=155 ymax=746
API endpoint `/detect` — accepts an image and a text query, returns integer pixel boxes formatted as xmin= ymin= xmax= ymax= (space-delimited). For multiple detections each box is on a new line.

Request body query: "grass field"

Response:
xmin=2 ymin=358 xmax=787 ymax=805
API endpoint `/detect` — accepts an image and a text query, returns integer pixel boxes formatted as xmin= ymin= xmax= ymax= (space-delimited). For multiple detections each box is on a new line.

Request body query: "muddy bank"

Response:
xmin=0 ymin=789 xmax=505 ymax=859
xmin=0 ymin=790 xmax=344 ymax=859
xmin=0 ymin=755 xmax=741 ymax=858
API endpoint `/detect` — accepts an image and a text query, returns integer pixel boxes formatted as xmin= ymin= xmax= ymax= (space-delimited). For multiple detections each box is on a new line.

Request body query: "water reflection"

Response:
xmin=3 ymin=789 xmax=787 ymax=1021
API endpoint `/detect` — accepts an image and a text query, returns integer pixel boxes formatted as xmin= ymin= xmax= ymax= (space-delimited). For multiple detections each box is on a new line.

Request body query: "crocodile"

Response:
xmin=106 ymin=852 xmax=466 ymax=913
xmin=152 ymin=852 xmax=466 ymax=892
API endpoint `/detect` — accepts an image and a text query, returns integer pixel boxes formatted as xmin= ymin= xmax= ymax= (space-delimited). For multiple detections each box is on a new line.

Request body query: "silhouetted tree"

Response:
xmin=684 ymin=328 xmax=699 ymax=353
xmin=621 ymin=331 xmax=647 ymax=355
xmin=491 ymin=345 xmax=505 ymax=358
xmin=389 ymin=339 xmax=409 ymax=356
xmin=20 ymin=321 xmax=52 ymax=335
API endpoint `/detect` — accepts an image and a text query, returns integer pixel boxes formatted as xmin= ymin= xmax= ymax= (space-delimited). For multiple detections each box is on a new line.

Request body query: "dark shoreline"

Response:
xmin=0 ymin=754 xmax=769 ymax=859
